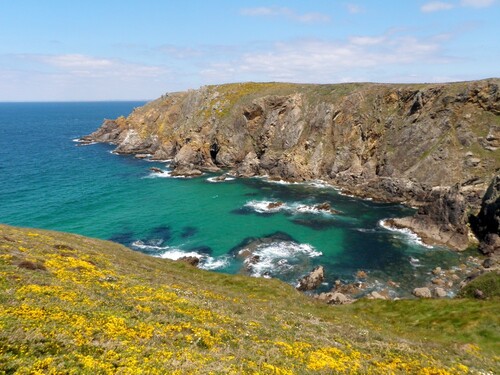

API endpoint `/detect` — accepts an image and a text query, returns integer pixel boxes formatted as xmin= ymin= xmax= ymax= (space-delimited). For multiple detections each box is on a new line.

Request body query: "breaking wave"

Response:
xmin=378 ymin=220 xmax=433 ymax=248
xmin=131 ymin=240 xmax=229 ymax=270
xmin=241 ymin=241 xmax=322 ymax=278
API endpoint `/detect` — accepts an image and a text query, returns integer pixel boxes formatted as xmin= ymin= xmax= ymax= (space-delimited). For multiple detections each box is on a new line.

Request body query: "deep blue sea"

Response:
xmin=0 ymin=102 xmax=467 ymax=296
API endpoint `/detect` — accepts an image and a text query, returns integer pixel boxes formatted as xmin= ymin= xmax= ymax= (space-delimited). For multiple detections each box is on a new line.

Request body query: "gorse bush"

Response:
xmin=0 ymin=224 xmax=498 ymax=374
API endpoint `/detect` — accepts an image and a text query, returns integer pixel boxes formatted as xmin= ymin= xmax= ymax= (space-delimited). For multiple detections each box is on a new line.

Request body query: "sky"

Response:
xmin=0 ymin=0 xmax=499 ymax=101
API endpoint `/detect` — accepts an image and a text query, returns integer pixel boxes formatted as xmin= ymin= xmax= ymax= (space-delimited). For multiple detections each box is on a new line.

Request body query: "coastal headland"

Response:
xmin=83 ymin=79 xmax=500 ymax=255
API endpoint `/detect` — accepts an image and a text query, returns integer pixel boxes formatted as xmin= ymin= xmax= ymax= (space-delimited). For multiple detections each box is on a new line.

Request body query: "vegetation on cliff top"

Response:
xmin=1 ymin=224 xmax=498 ymax=374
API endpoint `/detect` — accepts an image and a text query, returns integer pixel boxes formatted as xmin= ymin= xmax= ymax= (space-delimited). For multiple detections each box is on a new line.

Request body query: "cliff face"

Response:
xmin=84 ymin=80 xmax=500 ymax=250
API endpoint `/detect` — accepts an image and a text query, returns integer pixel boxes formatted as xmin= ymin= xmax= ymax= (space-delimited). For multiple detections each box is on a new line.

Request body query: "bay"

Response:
xmin=0 ymin=102 xmax=466 ymax=296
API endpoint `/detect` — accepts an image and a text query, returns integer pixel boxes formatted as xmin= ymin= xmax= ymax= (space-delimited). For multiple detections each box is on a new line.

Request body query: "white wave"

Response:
xmin=144 ymin=169 xmax=172 ymax=178
xmin=159 ymin=250 xmax=204 ymax=260
xmin=293 ymin=203 xmax=338 ymax=215
xmin=265 ymin=178 xmax=301 ymax=186
xmin=244 ymin=200 xmax=287 ymax=213
xmin=244 ymin=200 xmax=339 ymax=216
xmin=307 ymin=180 xmax=333 ymax=189
xmin=72 ymin=138 xmax=97 ymax=145
xmin=337 ymin=191 xmax=356 ymax=198
xmin=132 ymin=240 xmax=229 ymax=270
xmin=131 ymin=240 xmax=165 ymax=250
xmin=134 ymin=153 xmax=152 ymax=159
xmin=200 ymin=256 xmax=231 ymax=270
xmin=243 ymin=241 xmax=322 ymax=278
xmin=143 ymin=170 xmax=191 ymax=179
xmin=409 ymin=256 xmax=421 ymax=267
xmin=378 ymin=220 xmax=433 ymax=249
xmin=206 ymin=176 xmax=236 ymax=183
xmin=354 ymin=228 xmax=378 ymax=233
xmin=145 ymin=158 xmax=172 ymax=163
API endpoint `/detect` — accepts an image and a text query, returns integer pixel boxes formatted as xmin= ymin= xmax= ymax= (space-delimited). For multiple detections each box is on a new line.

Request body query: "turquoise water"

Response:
xmin=0 ymin=102 xmax=465 ymax=295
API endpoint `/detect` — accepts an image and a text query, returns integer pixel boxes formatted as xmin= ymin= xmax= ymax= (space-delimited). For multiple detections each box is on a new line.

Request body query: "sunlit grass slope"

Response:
xmin=0 ymin=224 xmax=498 ymax=374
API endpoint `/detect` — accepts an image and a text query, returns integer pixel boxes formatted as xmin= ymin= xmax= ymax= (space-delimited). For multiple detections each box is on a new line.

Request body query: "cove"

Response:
xmin=0 ymin=102 xmax=467 ymax=297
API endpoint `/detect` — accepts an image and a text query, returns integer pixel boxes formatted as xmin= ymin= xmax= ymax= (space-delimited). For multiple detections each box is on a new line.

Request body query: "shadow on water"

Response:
xmin=291 ymin=217 xmax=338 ymax=230
xmin=180 ymin=226 xmax=198 ymax=238
xmin=108 ymin=231 xmax=135 ymax=246
xmin=187 ymin=245 xmax=213 ymax=255
xmin=149 ymin=225 xmax=172 ymax=242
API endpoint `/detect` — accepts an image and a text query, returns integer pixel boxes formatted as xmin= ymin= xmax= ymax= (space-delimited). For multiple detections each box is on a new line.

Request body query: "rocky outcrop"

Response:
xmin=177 ymin=256 xmax=201 ymax=267
xmin=85 ymin=80 xmax=500 ymax=250
xmin=387 ymin=184 xmax=476 ymax=250
xmin=470 ymin=176 xmax=500 ymax=255
xmin=316 ymin=291 xmax=353 ymax=305
xmin=296 ymin=266 xmax=324 ymax=291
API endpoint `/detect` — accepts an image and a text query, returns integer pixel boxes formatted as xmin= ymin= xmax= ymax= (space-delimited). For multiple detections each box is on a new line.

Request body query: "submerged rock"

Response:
xmin=149 ymin=167 xmax=164 ymax=174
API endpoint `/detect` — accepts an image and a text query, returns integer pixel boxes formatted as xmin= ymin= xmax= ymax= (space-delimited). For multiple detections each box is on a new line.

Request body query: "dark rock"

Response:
xmin=389 ymin=184 xmax=471 ymax=250
xmin=471 ymin=176 xmax=500 ymax=255
xmin=214 ymin=174 xmax=227 ymax=181
xmin=473 ymin=289 xmax=484 ymax=299
xmin=177 ymin=256 xmax=200 ymax=267
xmin=149 ymin=167 xmax=164 ymax=173
xmin=483 ymin=258 xmax=495 ymax=268
xmin=267 ymin=201 xmax=284 ymax=210
xmin=296 ymin=266 xmax=324 ymax=291
xmin=17 ymin=260 xmax=46 ymax=271
xmin=356 ymin=270 xmax=368 ymax=279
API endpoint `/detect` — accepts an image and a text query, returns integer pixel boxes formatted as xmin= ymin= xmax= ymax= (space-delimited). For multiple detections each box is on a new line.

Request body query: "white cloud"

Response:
xmin=0 ymin=53 xmax=172 ymax=101
xmin=240 ymin=7 xmax=330 ymax=23
xmin=421 ymin=0 xmax=495 ymax=12
xmin=199 ymin=33 xmax=451 ymax=84
xmin=349 ymin=36 xmax=386 ymax=46
xmin=36 ymin=54 xmax=166 ymax=78
xmin=421 ymin=1 xmax=455 ymax=12
xmin=346 ymin=3 xmax=364 ymax=14
xmin=460 ymin=0 xmax=495 ymax=7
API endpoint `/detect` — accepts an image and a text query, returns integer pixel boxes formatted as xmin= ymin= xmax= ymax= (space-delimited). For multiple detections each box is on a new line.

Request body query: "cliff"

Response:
xmin=84 ymin=79 xmax=500 ymax=250
xmin=1 ymin=224 xmax=498 ymax=373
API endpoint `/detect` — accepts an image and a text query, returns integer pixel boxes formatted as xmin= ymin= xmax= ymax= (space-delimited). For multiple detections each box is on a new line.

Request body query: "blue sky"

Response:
xmin=1 ymin=0 xmax=498 ymax=101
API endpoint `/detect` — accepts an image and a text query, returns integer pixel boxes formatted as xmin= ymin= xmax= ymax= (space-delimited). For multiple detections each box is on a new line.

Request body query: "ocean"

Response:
xmin=0 ymin=102 xmax=467 ymax=296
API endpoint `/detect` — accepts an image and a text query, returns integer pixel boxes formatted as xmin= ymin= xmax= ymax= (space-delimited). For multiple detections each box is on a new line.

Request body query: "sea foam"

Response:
xmin=378 ymin=220 xmax=433 ymax=248
xmin=242 ymin=241 xmax=322 ymax=278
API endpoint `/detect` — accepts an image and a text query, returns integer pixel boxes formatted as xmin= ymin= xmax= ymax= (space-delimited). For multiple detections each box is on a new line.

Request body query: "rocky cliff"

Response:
xmin=83 ymin=80 xmax=500 ymax=250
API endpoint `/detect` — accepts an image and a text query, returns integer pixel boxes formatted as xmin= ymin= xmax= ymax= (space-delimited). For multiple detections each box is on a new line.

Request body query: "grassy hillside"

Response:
xmin=0 ymin=224 xmax=498 ymax=374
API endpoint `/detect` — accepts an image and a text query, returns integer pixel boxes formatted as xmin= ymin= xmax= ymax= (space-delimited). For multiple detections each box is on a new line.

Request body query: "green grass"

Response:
xmin=1 ymin=224 xmax=498 ymax=374
xmin=458 ymin=272 xmax=500 ymax=299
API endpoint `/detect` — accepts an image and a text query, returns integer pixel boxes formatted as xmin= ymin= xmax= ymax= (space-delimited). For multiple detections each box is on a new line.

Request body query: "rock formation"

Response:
xmin=296 ymin=266 xmax=324 ymax=291
xmin=84 ymin=80 xmax=500 ymax=250
xmin=470 ymin=175 xmax=500 ymax=255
